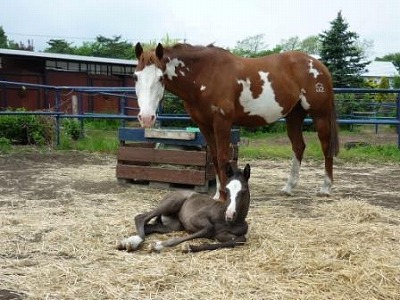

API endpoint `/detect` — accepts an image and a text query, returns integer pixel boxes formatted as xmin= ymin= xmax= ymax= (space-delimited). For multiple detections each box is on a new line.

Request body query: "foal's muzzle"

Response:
xmin=138 ymin=114 xmax=156 ymax=128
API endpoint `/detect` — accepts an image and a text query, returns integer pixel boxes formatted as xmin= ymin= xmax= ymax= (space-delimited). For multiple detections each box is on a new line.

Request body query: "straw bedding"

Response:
xmin=0 ymin=151 xmax=399 ymax=299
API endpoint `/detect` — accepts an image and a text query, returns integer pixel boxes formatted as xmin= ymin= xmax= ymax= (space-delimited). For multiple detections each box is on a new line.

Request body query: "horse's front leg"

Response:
xmin=213 ymin=117 xmax=233 ymax=202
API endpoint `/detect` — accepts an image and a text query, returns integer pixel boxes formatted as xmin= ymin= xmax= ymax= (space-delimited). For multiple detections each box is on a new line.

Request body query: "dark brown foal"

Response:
xmin=117 ymin=163 xmax=251 ymax=253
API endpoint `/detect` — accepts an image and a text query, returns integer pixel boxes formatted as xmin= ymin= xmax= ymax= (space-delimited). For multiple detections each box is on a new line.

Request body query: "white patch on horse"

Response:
xmin=281 ymin=156 xmax=301 ymax=195
xmin=308 ymin=59 xmax=320 ymax=78
xmin=165 ymin=58 xmax=186 ymax=80
xmin=226 ymin=179 xmax=242 ymax=220
xmin=161 ymin=215 xmax=175 ymax=226
xmin=200 ymin=85 xmax=206 ymax=91
xmin=299 ymin=88 xmax=311 ymax=110
xmin=237 ymin=71 xmax=284 ymax=123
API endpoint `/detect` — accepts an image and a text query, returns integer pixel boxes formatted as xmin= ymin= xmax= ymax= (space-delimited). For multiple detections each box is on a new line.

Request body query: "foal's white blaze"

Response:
xmin=308 ymin=59 xmax=320 ymax=78
xmin=225 ymin=179 xmax=242 ymax=221
xmin=237 ymin=71 xmax=284 ymax=123
xmin=200 ymin=85 xmax=206 ymax=91
xmin=135 ymin=65 xmax=165 ymax=127
xmin=165 ymin=58 xmax=186 ymax=80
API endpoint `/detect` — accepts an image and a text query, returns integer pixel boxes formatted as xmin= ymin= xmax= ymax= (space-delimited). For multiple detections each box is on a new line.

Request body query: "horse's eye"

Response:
xmin=132 ymin=74 xmax=138 ymax=81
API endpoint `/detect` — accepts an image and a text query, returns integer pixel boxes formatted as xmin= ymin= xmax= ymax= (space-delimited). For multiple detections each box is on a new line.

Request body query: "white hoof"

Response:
xmin=122 ymin=235 xmax=144 ymax=252
xmin=151 ymin=241 xmax=164 ymax=252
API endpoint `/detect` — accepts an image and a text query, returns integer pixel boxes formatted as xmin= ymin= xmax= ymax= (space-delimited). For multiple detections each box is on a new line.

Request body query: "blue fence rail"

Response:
xmin=1 ymin=80 xmax=400 ymax=147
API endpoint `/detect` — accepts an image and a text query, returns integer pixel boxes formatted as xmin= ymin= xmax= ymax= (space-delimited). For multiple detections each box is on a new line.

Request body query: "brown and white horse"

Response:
xmin=117 ymin=163 xmax=251 ymax=253
xmin=134 ymin=43 xmax=339 ymax=200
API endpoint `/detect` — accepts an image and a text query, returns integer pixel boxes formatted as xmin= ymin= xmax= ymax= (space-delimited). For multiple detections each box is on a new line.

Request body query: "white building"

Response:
xmin=362 ymin=61 xmax=399 ymax=87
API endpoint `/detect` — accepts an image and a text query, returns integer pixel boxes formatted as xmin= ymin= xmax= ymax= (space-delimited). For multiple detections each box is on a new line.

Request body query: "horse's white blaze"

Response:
xmin=299 ymin=88 xmax=311 ymax=110
xmin=165 ymin=58 xmax=186 ymax=80
xmin=308 ymin=59 xmax=320 ymax=78
xmin=226 ymin=179 xmax=242 ymax=220
xmin=237 ymin=71 xmax=284 ymax=123
xmin=200 ymin=85 xmax=206 ymax=91
xmin=135 ymin=65 xmax=165 ymax=122
xmin=281 ymin=156 xmax=301 ymax=195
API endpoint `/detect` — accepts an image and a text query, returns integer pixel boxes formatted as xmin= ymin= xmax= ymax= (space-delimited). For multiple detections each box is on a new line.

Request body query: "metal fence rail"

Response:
xmin=1 ymin=81 xmax=400 ymax=147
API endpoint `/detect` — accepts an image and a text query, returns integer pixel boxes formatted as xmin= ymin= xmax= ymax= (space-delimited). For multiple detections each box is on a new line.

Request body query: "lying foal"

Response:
xmin=117 ymin=163 xmax=251 ymax=253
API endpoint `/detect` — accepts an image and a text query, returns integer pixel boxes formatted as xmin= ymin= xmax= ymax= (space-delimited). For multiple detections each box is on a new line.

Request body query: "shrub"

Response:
xmin=0 ymin=109 xmax=54 ymax=145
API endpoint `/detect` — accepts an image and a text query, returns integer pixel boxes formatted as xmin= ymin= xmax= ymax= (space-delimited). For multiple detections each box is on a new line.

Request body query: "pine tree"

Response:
xmin=319 ymin=11 xmax=369 ymax=87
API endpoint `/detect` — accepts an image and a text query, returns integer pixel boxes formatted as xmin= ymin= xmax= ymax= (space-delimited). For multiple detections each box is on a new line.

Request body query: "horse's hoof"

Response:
xmin=150 ymin=241 xmax=164 ymax=252
xmin=280 ymin=188 xmax=293 ymax=196
xmin=317 ymin=190 xmax=331 ymax=197
xmin=116 ymin=240 xmax=126 ymax=251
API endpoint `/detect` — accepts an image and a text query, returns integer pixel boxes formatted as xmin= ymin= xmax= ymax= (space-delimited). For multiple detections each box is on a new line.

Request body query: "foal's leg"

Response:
xmin=117 ymin=191 xmax=192 ymax=251
xmin=282 ymin=104 xmax=307 ymax=195
xmin=151 ymin=226 xmax=214 ymax=252
xmin=186 ymin=235 xmax=247 ymax=253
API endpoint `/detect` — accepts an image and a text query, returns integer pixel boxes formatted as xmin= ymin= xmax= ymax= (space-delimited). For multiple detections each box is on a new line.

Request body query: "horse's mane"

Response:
xmin=167 ymin=43 xmax=231 ymax=55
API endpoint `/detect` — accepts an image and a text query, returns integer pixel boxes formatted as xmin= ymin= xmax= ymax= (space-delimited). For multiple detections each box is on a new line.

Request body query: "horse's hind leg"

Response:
xmin=282 ymin=104 xmax=307 ymax=195
xmin=312 ymin=115 xmax=338 ymax=195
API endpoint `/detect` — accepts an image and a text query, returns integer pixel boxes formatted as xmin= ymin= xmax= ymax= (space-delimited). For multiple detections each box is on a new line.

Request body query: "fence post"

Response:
xmin=55 ymin=90 xmax=61 ymax=146
xmin=396 ymin=93 xmax=400 ymax=149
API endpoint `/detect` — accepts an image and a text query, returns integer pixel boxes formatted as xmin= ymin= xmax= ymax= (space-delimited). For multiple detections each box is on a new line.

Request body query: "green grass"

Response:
xmin=3 ymin=125 xmax=399 ymax=163
xmin=58 ymin=129 xmax=119 ymax=153
xmin=240 ymin=130 xmax=400 ymax=163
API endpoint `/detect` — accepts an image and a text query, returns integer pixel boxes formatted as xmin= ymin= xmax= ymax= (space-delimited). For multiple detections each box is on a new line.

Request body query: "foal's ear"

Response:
xmin=155 ymin=43 xmax=164 ymax=60
xmin=243 ymin=164 xmax=251 ymax=181
xmin=135 ymin=42 xmax=143 ymax=59
xmin=225 ymin=162 xmax=235 ymax=178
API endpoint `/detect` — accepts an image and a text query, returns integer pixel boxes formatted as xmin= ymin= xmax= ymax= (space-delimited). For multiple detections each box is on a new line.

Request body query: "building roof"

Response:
xmin=0 ymin=48 xmax=137 ymax=66
xmin=362 ymin=61 xmax=399 ymax=78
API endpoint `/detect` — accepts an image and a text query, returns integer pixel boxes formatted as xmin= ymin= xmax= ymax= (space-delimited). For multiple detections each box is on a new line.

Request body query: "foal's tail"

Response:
xmin=328 ymin=102 xmax=340 ymax=158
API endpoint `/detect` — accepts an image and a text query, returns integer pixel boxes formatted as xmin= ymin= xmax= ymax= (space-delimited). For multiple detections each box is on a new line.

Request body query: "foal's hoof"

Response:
xmin=150 ymin=241 xmax=164 ymax=252
xmin=317 ymin=189 xmax=331 ymax=197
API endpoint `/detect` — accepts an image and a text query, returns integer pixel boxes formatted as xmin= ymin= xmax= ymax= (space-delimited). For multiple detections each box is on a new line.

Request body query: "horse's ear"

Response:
xmin=243 ymin=164 xmax=251 ymax=181
xmin=155 ymin=43 xmax=164 ymax=60
xmin=225 ymin=162 xmax=234 ymax=178
xmin=135 ymin=42 xmax=143 ymax=59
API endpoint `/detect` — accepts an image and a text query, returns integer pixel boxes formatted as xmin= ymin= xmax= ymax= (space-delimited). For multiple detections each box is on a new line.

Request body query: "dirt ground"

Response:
xmin=0 ymin=150 xmax=399 ymax=299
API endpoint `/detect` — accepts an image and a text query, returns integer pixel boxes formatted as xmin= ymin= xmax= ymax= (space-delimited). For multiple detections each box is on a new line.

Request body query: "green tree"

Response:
xmin=278 ymin=36 xmax=301 ymax=51
xmin=299 ymin=35 xmax=321 ymax=55
xmin=44 ymin=39 xmax=76 ymax=54
xmin=0 ymin=26 xmax=8 ymax=48
xmin=232 ymin=34 xmax=281 ymax=57
xmin=319 ymin=11 xmax=369 ymax=87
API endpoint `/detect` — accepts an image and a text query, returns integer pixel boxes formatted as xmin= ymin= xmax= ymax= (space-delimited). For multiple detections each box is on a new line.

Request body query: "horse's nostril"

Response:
xmin=138 ymin=114 xmax=142 ymax=121
xmin=151 ymin=115 xmax=155 ymax=122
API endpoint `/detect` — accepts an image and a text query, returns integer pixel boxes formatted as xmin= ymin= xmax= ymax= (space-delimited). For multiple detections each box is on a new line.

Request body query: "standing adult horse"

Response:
xmin=134 ymin=42 xmax=339 ymax=200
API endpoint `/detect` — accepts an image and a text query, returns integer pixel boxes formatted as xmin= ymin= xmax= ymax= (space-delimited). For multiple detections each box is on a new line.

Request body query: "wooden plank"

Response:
xmin=117 ymin=146 xmax=207 ymax=166
xmin=144 ymin=128 xmax=195 ymax=140
xmin=116 ymin=164 xmax=206 ymax=185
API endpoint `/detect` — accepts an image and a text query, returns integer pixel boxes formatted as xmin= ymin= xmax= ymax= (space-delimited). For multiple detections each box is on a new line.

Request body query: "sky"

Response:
xmin=1 ymin=0 xmax=399 ymax=58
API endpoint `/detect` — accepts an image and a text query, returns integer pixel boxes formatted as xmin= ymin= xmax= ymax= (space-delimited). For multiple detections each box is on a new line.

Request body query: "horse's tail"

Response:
xmin=328 ymin=101 xmax=340 ymax=158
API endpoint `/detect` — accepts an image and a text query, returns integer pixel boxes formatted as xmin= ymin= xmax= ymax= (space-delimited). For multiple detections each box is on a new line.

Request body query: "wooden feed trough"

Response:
xmin=116 ymin=127 xmax=240 ymax=192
